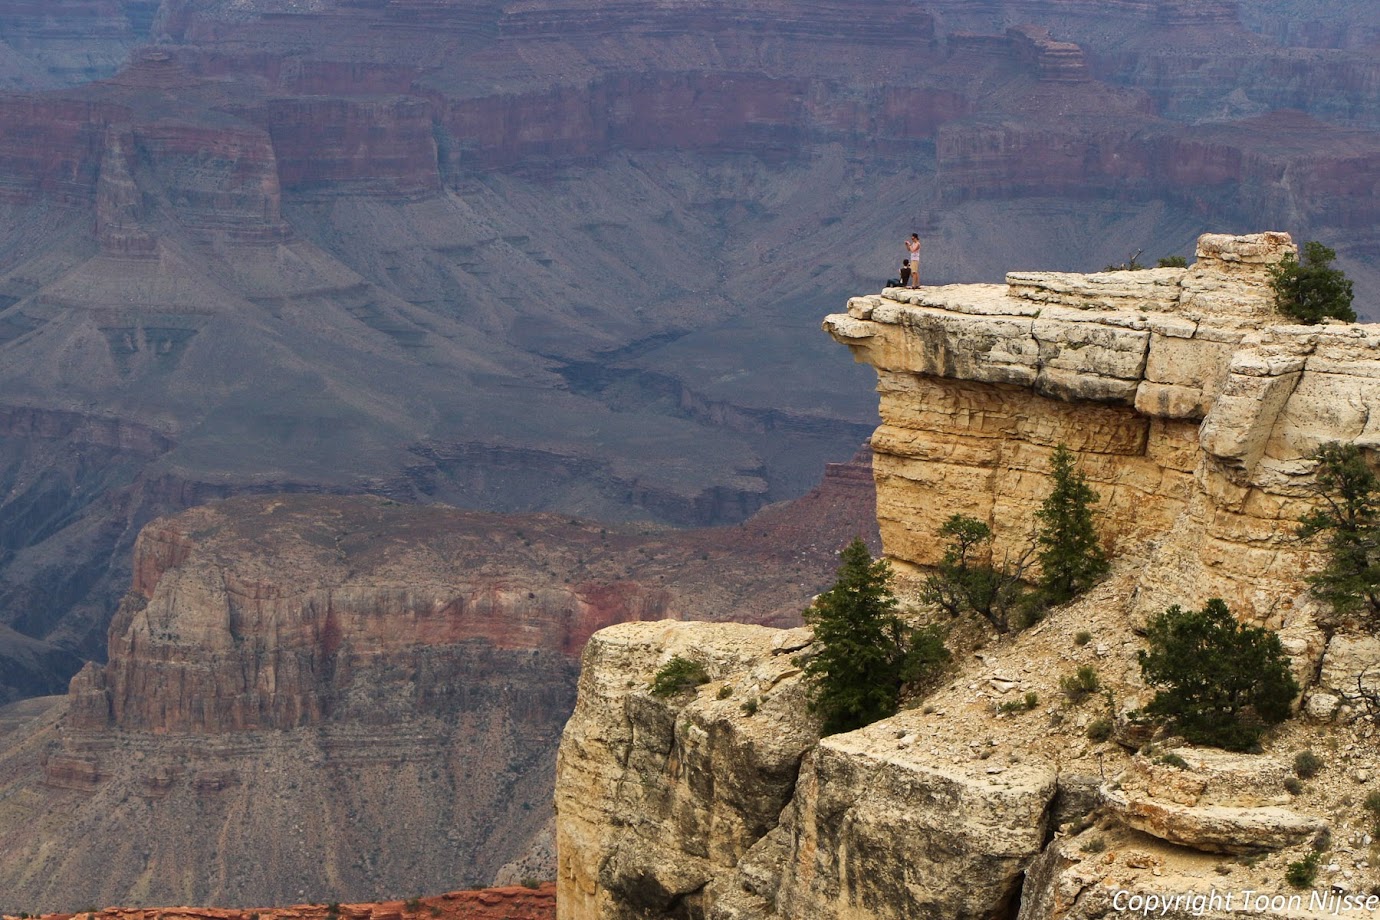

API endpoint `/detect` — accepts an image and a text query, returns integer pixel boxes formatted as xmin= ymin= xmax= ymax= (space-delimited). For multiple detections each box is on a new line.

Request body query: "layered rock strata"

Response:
xmin=826 ymin=231 xmax=1364 ymax=628
xmin=0 ymin=463 xmax=878 ymax=911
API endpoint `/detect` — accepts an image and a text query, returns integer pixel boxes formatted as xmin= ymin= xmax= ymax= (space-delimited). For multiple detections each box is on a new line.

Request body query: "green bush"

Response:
xmin=1035 ymin=445 xmax=1109 ymax=607
xmin=1157 ymin=255 xmax=1188 ymax=268
xmin=998 ymin=692 xmax=1039 ymax=714
xmin=1298 ymin=442 xmax=1380 ymax=622
xmin=1155 ymin=751 xmax=1189 ymax=770
xmin=1270 ymin=241 xmax=1355 ymax=324
xmin=1294 ymin=749 xmax=1324 ymax=779
xmin=651 ymin=656 xmax=710 ymax=697
xmin=805 ymin=538 xmax=949 ymax=733
xmin=1086 ymin=718 xmax=1113 ymax=742
xmin=1286 ymin=848 xmax=1322 ymax=889
xmin=920 ymin=514 xmax=1029 ymax=633
xmin=1059 ymin=665 xmax=1101 ymax=704
xmin=1074 ymin=630 xmax=1092 ymax=646
xmin=1137 ymin=598 xmax=1299 ymax=751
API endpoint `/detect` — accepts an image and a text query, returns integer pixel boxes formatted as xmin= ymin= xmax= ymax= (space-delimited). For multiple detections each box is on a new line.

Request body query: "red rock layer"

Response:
xmin=2 ymin=887 xmax=556 ymax=920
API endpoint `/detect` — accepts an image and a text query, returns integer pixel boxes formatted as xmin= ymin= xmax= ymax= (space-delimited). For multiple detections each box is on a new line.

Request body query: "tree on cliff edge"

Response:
xmin=1269 ymin=240 xmax=1356 ymax=325
xmin=1298 ymin=442 xmax=1380 ymax=623
xmin=1034 ymin=445 xmax=1109 ymax=608
xmin=803 ymin=538 xmax=947 ymax=734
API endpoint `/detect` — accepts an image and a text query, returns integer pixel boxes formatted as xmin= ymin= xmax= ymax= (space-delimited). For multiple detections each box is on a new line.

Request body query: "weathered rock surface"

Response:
xmin=1101 ymin=750 xmax=1326 ymax=855
xmin=556 ymin=622 xmax=1059 ymax=920
xmin=555 ymin=621 xmax=820 ymax=920
xmin=827 ymin=231 xmax=1360 ymax=628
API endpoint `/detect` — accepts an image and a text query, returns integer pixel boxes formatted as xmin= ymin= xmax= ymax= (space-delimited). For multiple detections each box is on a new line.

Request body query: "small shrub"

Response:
xmin=1294 ymin=749 xmax=1324 ymax=779
xmin=651 ymin=655 xmax=709 ymax=697
xmin=404 ymin=898 xmax=422 ymax=914
xmin=1364 ymin=790 xmax=1380 ymax=834
xmin=427 ymin=908 xmax=441 ymax=918
xmin=1157 ymin=255 xmax=1188 ymax=268
xmin=741 ymin=697 xmax=759 ymax=716
xmin=1270 ymin=240 xmax=1356 ymax=324
xmin=520 ymin=877 xmax=542 ymax=890
xmin=1138 ymin=598 xmax=1299 ymax=751
xmin=1086 ymin=718 xmax=1113 ymax=742
xmin=1074 ymin=630 xmax=1092 ymax=646
xmin=1283 ymin=776 xmax=1303 ymax=795
xmin=326 ymin=904 xmax=340 ymax=918
xmin=1156 ymin=752 xmax=1189 ymax=770
xmin=998 ymin=694 xmax=1038 ymax=714
xmin=1286 ymin=849 xmax=1322 ymax=889
xmin=1082 ymin=836 xmax=1107 ymax=853
xmin=716 ymin=684 xmax=733 ymax=700
xmin=1060 ymin=666 xmax=1101 ymax=704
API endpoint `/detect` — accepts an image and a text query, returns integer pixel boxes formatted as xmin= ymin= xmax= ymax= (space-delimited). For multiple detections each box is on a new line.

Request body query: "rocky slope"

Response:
xmin=0 ymin=450 xmax=877 ymax=913
xmin=555 ymin=235 xmax=1380 ymax=917
xmin=4 ymin=0 xmax=1380 ymax=702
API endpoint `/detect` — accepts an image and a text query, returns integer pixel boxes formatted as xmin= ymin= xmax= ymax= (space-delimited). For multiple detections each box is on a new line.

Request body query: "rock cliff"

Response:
xmin=827 ymin=231 xmax=1353 ymax=628
xmin=555 ymin=235 xmax=1380 ymax=918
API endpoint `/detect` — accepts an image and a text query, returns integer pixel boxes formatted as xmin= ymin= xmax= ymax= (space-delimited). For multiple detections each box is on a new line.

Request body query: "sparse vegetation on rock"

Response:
xmin=1269 ymin=240 xmax=1356 ymax=324
xmin=1298 ymin=442 xmax=1380 ymax=623
xmin=1157 ymin=255 xmax=1187 ymax=268
xmin=650 ymin=655 xmax=710 ymax=697
xmin=1059 ymin=666 xmax=1101 ymax=704
xmin=1137 ymin=598 xmax=1299 ymax=752
xmin=804 ymin=538 xmax=949 ymax=734
xmin=1034 ymin=445 xmax=1109 ymax=608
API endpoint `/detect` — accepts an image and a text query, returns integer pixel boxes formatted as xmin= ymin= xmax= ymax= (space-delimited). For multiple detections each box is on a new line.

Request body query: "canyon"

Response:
xmin=555 ymin=233 xmax=1380 ymax=918
xmin=0 ymin=449 xmax=876 ymax=912
xmin=2 ymin=0 xmax=1380 ymax=704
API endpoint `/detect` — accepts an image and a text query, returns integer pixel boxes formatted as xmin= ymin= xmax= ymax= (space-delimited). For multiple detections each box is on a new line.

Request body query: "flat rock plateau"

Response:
xmin=1 ymin=0 xmax=1380 ymax=704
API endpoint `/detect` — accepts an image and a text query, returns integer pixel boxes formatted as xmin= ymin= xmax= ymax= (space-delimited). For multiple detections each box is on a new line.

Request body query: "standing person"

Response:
xmin=905 ymin=233 xmax=921 ymax=289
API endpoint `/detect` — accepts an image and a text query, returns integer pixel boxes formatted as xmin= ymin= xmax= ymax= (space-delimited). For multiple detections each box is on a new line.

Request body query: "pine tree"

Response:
xmin=1269 ymin=240 xmax=1356 ymax=325
xmin=803 ymin=538 xmax=909 ymax=734
xmin=1138 ymin=598 xmax=1299 ymax=751
xmin=1034 ymin=445 xmax=1108 ymax=606
xmin=1298 ymin=442 xmax=1380 ymax=622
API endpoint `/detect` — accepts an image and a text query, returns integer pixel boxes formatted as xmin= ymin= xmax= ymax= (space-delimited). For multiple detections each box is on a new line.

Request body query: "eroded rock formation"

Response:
xmin=0 ymin=452 xmax=878 ymax=912
xmin=827 ymin=231 xmax=1357 ymax=629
